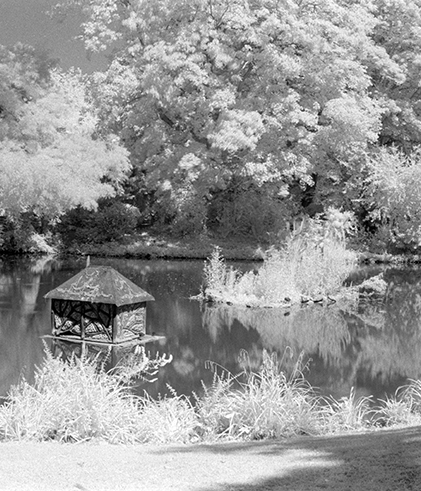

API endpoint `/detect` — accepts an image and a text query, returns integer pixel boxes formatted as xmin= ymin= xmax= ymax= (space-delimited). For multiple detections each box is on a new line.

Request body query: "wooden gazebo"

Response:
xmin=44 ymin=265 xmax=155 ymax=345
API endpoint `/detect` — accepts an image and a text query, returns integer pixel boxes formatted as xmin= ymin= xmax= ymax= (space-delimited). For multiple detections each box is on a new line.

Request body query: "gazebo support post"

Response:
xmin=50 ymin=309 xmax=56 ymax=336
xmin=112 ymin=305 xmax=118 ymax=343
xmin=81 ymin=304 xmax=85 ymax=341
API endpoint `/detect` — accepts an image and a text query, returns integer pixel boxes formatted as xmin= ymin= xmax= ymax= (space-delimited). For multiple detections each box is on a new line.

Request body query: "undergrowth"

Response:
xmin=0 ymin=348 xmax=420 ymax=444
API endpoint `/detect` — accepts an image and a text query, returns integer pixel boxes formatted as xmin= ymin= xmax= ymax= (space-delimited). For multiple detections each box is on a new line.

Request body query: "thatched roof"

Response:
xmin=44 ymin=266 xmax=155 ymax=307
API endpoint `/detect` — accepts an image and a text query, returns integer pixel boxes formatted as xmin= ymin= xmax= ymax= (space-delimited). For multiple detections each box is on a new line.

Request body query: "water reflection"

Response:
xmin=1 ymin=257 xmax=421 ymax=404
xmin=0 ymin=256 xmax=57 ymax=397
xmin=199 ymin=268 xmax=421 ymax=401
xmin=201 ymin=302 xmax=369 ymax=400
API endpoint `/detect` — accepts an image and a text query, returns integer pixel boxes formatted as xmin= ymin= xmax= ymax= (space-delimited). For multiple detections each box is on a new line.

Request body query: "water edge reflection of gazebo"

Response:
xmin=44 ymin=265 xmax=155 ymax=345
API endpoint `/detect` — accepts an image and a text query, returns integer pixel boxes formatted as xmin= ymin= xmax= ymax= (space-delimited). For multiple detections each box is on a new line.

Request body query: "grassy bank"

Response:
xmin=0 ymin=349 xmax=420 ymax=445
xmin=61 ymin=231 xmax=261 ymax=262
xmin=60 ymin=235 xmax=421 ymax=265
xmin=17 ymin=225 xmax=421 ymax=265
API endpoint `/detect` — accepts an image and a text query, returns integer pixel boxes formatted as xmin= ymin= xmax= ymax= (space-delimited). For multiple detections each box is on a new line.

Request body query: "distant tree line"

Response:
xmin=3 ymin=0 xmax=421 ymax=252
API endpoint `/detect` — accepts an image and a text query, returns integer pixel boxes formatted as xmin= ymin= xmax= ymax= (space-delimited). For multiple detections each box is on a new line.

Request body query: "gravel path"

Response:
xmin=0 ymin=426 xmax=421 ymax=490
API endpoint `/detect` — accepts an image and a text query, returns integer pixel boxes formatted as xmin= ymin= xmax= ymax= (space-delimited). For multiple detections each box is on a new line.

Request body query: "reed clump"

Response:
xmin=195 ymin=351 xmax=322 ymax=440
xmin=202 ymin=208 xmax=358 ymax=307
xmin=376 ymin=379 xmax=421 ymax=427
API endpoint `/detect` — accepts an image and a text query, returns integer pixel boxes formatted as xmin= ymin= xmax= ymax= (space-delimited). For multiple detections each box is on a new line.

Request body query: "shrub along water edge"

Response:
xmin=201 ymin=208 xmax=358 ymax=307
xmin=0 ymin=348 xmax=420 ymax=444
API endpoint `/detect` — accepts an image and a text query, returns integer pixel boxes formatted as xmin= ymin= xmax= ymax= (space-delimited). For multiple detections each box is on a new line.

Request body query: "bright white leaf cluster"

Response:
xmin=0 ymin=60 xmax=130 ymax=219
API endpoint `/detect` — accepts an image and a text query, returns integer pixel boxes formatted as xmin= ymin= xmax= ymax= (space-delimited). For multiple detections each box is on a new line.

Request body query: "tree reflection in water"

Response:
xmin=201 ymin=269 xmax=421 ymax=403
xmin=0 ymin=256 xmax=57 ymax=398
xmin=202 ymin=302 xmax=356 ymax=400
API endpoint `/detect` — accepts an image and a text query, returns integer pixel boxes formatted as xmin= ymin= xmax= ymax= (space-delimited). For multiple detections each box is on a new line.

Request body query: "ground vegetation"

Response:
xmin=1 ymin=347 xmax=421 ymax=445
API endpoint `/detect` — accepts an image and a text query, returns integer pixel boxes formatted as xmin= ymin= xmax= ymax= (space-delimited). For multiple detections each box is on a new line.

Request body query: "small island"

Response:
xmin=197 ymin=208 xmax=387 ymax=310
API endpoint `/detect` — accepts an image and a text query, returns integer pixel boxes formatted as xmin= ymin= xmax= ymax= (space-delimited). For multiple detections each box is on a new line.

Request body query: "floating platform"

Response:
xmin=42 ymin=333 xmax=165 ymax=347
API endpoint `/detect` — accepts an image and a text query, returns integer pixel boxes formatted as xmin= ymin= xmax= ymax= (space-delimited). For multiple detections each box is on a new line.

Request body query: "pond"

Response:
xmin=0 ymin=255 xmax=420 ymax=404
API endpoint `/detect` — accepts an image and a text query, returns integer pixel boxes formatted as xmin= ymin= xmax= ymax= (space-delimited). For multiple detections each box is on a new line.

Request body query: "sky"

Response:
xmin=0 ymin=0 xmax=108 ymax=72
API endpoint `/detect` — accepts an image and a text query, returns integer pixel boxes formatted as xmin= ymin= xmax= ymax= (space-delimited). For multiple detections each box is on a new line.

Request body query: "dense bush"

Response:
xmin=0 ymin=213 xmax=58 ymax=254
xmin=364 ymin=147 xmax=421 ymax=253
xmin=207 ymin=184 xmax=297 ymax=242
xmin=0 ymin=217 xmax=32 ymax=253
xmin=56 ymin=199 xmax=139 ymax=246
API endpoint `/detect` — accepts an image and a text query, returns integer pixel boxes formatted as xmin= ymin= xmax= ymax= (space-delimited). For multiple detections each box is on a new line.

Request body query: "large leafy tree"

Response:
xmin=0 ymin=44 xmax=54 ymax=140
xmin=0 ymin=45 xmax=130 ymax=222
xmin=53 ymin=0 xmax=421 ymax=245
xmin=370 ymin=0 xmax=421 ymax=152
xmin=54 ymin=0 xmax=395 ymax=236
xmin=348 ymin=0 xmax=421 ymax=249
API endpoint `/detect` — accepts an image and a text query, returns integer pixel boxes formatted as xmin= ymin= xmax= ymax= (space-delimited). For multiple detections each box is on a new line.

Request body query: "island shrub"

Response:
xmin=203 ymin=208 xmax=358 ymax=307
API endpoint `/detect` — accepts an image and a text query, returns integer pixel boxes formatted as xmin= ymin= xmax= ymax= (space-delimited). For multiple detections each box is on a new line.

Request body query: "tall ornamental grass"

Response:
xmin=377 ymin=379 xmax=421 ymax=427
xmin=195 ymin=351 xmax=373 ymax=440
xmin=2 ymin=347 xmax=421 ymax=444
xmin=319 ymin=388 xmax=374 ymax=434
xmin=203 ymin=208 xmax=357 ymax=307
xmin=0 ymin=347 xmax=195 ymax=444
xmin=195 ymin=351 xmax=322 ymax=440
xmin=0 ymin=351 xmax=143 ymax=443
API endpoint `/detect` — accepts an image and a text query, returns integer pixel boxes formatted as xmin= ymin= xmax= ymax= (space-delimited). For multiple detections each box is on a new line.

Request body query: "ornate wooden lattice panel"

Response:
xmin=115 ymin=302 xmax=146 ymax=342
xmin=52 ymin=299 xmax=115 ymax=342
xmin=52 ymin=299 xmax=82 ymax=337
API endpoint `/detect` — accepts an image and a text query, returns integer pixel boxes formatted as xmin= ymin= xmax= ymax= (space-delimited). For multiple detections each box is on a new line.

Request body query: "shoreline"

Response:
xmin=23 ymin=236 xmax=421 ymax=265
xmin=3 ymin=228 xmax=421 ymax=264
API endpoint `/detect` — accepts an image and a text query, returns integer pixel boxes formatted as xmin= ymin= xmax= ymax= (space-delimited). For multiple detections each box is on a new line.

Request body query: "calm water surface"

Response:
xmin=0 ymin=256 xmax=420 ymax=403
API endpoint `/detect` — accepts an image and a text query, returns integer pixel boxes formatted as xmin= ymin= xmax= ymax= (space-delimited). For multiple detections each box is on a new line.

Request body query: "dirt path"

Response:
xmin=0 ymin=426 xmax=420 ymax=491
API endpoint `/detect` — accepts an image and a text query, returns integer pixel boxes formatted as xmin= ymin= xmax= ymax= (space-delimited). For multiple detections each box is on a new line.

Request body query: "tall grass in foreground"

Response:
xmin=0 ymin=349 xmax=372 ymax=444
xmin=203 ymin=209 xmax=357 ymax=307
xmin=195 ymin=351 xmax=323 ymax=440
xmin=1 ymin=349 xmax=421 ymax=444
xmin=0 ymin=348 xmax=194 ymax=444
xmin=377 ymin=380 xmax=421 ymax=427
